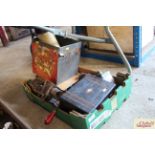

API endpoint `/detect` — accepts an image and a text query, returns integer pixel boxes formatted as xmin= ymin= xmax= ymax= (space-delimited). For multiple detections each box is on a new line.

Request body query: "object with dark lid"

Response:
xmin=60 ymin=74 xmax=116 ymax=114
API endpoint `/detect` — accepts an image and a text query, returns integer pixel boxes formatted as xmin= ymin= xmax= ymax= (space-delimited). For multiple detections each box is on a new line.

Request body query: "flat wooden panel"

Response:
xmin=87 ymin=26 xmax=133 ymax=54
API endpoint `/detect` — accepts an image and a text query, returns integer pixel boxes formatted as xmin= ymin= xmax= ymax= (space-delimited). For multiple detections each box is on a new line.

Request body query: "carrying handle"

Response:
xmin=31 ymin=26 xmax=132 ymax=75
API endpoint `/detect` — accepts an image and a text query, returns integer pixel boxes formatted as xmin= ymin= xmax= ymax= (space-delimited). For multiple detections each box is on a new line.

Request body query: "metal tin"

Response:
xmin=31 ymin=35 xmax=81 ymax=84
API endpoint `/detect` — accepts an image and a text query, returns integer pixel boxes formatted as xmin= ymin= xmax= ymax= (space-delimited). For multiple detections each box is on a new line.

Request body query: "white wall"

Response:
xmin=142 ymin=26 xmax=154 ymax=48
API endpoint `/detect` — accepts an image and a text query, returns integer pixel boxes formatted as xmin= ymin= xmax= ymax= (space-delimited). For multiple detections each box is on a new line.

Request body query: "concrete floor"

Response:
xmin=0 ymin=36 xmax=155 ymax=128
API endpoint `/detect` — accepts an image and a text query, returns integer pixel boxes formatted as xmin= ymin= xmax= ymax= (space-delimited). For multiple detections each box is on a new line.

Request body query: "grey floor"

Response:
xmin=0 ymin=36 xmax=155 ymax=128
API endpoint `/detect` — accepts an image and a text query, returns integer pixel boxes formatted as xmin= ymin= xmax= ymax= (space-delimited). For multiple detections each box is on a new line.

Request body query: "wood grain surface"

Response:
xmin=87 ymin=26 xmax=133 ymax=54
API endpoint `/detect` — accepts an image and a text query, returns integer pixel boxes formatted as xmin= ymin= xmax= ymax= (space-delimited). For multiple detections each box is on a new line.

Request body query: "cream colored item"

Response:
xmin=38 ymin=32 xmax=60 ymax=47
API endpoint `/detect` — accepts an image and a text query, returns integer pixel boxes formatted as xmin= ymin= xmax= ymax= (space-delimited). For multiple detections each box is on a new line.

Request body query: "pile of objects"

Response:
xmin=23 ymin=26 xmax=132 ymax=129
xmin=26 ymin=72 xmax=116 ymax=114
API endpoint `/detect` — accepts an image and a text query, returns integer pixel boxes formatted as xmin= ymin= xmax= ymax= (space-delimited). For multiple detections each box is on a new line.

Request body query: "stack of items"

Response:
xmin=25 ymin=73 xmax=116 ymax=113
xmin=23 ymin=30 xmax=132 ymax=128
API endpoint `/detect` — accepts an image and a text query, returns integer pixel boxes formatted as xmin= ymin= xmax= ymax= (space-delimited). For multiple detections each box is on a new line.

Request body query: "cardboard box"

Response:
xmin=22 ymin=68 xmax=132 ymax=129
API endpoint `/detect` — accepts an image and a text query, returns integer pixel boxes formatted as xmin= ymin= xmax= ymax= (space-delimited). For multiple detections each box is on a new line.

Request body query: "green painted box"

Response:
xmin=23 ymin=74 xmax=132 ymax=129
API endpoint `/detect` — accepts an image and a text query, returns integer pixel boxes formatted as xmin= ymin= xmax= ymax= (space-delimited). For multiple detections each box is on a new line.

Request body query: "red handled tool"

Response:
xmin=44 ymin=110 xmax=56 ymax=125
